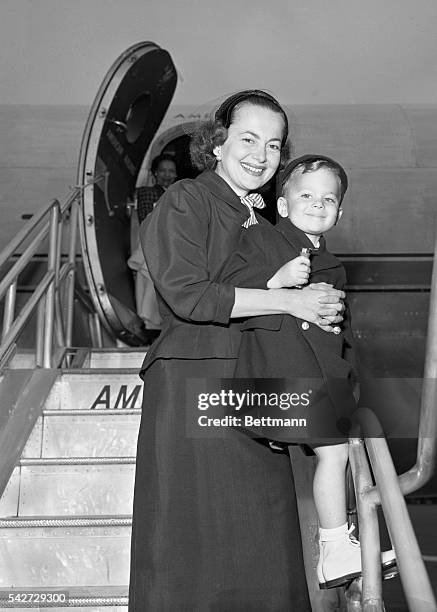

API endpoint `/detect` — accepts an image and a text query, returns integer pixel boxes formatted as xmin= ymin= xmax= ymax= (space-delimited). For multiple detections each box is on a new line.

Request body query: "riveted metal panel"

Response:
xmin=41 ymin=414 xmax=140 ymax=458
xmin=0 ymin=525 xmax=130 ymax=587
xmin=18 ymin=464 xmax=135 ymax=516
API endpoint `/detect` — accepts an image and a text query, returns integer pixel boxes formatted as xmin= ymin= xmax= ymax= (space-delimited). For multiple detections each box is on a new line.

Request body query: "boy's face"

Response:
xmin=278 ymin=167 xmax=343 ymax=238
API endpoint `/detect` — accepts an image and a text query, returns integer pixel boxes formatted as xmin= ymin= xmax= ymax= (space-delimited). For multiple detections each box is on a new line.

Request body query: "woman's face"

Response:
xmin=155 ymin=159 xmax=177 ymax=189
xmin=214 ymin=103 xmax=284 ymax=197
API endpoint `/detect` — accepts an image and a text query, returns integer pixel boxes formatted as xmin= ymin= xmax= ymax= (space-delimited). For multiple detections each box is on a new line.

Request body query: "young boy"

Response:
xmin=221 ymin=155 xmax=396 ymax=589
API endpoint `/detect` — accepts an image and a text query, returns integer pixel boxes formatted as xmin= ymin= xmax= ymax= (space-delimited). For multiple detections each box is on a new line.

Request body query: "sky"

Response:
xmin=1 ymin=0 xmax=437 ymax=107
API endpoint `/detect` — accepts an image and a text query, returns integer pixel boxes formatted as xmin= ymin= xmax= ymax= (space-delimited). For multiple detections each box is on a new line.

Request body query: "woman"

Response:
xmin=128 ymin=154 xmax=178 ymax=330
xmin=136 ymin=153 xmax=178 ymax=224
xmin=129 ymin=90 xmax=345 ymax=611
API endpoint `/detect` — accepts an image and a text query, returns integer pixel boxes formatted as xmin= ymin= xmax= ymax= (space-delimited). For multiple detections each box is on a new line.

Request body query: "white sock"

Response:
xmin=319 ymin=523 xmax=349 ymax=542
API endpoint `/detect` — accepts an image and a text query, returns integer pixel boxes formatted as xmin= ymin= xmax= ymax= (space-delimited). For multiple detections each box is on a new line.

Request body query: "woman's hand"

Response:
xmin=267 ymin=256 xmax=311 ymax=289
xmin=283 ymin=283 xmax=344 ymax=332
xmin=231 ymin=285 xmax=344 ymax=328
xmin=309 ymin=282 xmax=345 ymax=319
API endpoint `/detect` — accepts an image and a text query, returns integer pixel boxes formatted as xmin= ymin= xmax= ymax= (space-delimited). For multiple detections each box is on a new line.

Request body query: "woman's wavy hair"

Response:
xmin=190 ymin=90 xmax=290 ymax=171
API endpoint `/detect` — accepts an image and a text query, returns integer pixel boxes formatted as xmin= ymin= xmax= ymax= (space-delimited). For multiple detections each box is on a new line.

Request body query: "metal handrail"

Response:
xmin=0 ymin=190 xmax=74 ymax=270
xmin=0 ymin=184 xmax=87 ymax=369
xmin=350 ymin=416 xmax=436 ymax=611
xmin=349 ymin=226 xmax=437 ymax=610
xmin=0 ymin=271 xmax=55 ymax=361
xmin=0 ymin=224 xmax=49 ymax=301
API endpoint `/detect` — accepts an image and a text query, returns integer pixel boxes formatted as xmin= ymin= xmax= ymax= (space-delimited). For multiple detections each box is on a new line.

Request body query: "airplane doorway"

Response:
xmin=161 ymin=134 xmax=199 ymax=179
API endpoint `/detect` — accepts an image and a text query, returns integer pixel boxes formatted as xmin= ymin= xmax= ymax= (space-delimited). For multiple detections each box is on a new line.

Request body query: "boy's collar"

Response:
xmin=276 ymin=217 xmax=326 ymax=251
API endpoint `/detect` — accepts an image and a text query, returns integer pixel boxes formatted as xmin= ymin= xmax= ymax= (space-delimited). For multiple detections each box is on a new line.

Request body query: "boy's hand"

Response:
xmin=267 ymin=256 xmax=311 ymax=289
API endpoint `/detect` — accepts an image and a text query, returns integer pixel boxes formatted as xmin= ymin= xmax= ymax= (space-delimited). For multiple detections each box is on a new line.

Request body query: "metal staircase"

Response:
xmin=0 ymin=348 xmax=144 ymax=610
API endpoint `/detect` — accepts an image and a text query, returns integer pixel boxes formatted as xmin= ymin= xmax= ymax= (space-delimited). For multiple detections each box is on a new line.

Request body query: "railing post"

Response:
xmin=365 ymin=435 xmax=436 ymax=612
xmin=54 ymin=293 xmax=66 ymax=348
xmin=2 ymin=281 xmax=17 ymax=341
xmin=90 ymin=312 xmax=103 ymax=348
xmin=65 ymin=199 xmax=79 ymax=347
xmin=397 ymin=224 xmax=437 ymax=496
xmin=54 ymin=202 xmax=65 ymax=349
xmin=348 ymin=438 xmax=384 ymax=611
xmin=36 ymin=299 xmax=45 ymax=367
xmin=43 ymin=202 xmax=60 ymax=368
xmin=414 ymin=217 xmax=437 ymax=472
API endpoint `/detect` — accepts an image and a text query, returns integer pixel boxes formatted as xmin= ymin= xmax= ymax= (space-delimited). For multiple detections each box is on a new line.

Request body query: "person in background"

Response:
xmin=136 ymin=153 xmax=177 ymax=223
xmin=128 ymin=154 xmax=177 ymax=330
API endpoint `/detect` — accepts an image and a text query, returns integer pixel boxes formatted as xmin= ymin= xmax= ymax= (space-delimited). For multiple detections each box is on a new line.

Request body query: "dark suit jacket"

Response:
xmin=223 ymin=218 xmax=356 ymax=379
xmin=219 ymin=219 xmax=357 ymax=442
xmin=139 ymin=171 xmax=270 ymax=374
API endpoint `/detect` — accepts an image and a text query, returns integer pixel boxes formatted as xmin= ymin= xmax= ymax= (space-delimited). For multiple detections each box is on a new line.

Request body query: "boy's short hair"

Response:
xmin=280 ymin=154 xmax=348 ymax=203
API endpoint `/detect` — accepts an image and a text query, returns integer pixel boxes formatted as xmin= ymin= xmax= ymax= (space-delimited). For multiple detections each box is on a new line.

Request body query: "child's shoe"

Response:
xmin=317 ymin=523 xmax=396 ymax=589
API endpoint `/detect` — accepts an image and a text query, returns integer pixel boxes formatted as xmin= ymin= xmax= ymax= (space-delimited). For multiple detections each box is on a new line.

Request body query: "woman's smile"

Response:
xmin=240 ymin=162 xmax=265 ymax=176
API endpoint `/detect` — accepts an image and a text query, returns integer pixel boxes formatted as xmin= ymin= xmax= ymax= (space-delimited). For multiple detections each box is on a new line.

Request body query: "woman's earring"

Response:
xmin=213 ymin=146 xmax=222 ymax=162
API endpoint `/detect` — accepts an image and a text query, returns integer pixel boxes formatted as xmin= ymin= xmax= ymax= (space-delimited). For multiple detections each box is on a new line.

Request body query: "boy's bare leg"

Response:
xmin=313 ymin=443 xmax=348 ymax=528
xmin=312 ymin=443 xmax=396 ymax=588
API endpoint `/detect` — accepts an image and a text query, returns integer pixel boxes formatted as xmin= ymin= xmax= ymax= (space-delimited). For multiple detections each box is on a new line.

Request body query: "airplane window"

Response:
xmin=125 ymin=93 xmax=151 ymax=144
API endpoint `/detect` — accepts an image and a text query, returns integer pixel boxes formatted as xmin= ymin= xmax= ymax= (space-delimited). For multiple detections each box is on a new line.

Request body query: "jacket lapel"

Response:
xmin=197 ymin=171 xmax=246 ymax=214
xmin=275 ymin=219 xmax=340 ymax=273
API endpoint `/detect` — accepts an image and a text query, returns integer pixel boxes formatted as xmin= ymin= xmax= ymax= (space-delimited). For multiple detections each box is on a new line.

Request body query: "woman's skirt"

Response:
xmin=129 ymin=358 xmax=310 ymax=611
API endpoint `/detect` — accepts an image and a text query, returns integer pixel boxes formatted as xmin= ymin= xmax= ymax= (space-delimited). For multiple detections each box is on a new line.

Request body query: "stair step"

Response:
xmin=7 ymin=350 xmax=36 ymax=369
xmin=0 ymin=461 xmax=135 ymax=516
xmin=0 ymin=521 xmax=131 ymax=587
xmin=20 ymin=457 xmax=136 ymax=465
xmin=0 ymin=585 xmax=128 ymax=610
xmin=43 ymin=409 xmax=141 ymax=416
xmin=89 ymin=348 xmax=145 ymax=369
xmin=0 ymin=516 xmax=132 ymax=528
xmin=22 ymin=413 xmax=140 ymax=459
xmin=45 ymin=371 xmax=143 ymax=411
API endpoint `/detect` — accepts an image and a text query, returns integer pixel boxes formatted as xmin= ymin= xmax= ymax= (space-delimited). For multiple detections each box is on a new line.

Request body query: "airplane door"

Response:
xmin=77 ymin=42 xmax=177 ymax=345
